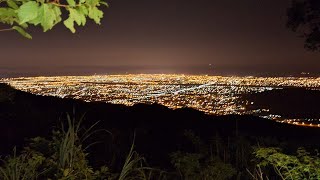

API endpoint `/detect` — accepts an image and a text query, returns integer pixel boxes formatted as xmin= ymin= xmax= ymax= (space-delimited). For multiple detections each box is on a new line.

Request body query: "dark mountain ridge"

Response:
xmin=0 ymin=83 xmax=320 ymax=169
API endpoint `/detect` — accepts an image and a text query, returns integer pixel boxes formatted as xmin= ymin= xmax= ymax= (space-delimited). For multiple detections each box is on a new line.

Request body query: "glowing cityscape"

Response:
xmin=1 ymin=74 xmax=320 ymax=126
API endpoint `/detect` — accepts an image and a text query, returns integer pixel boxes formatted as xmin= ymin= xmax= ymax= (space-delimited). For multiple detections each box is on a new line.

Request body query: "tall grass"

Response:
xmin=56 ymin=110 xmax=110 ymax=179
xmin=0 ymin=110 xmax=170 ymax=180
xmin=0 ymin=147 xmax=46 ymax=180
xmin=118 ymin=132 xmax=169 ymax=180
xmin=0 ymin=148 xmax=26 ymax=180
xmin=0 ymin=110 xmax=110 ymax=180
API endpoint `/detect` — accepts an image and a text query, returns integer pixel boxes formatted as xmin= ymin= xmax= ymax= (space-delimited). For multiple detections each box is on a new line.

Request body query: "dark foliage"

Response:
xmin=287 ymin=0 xmax=320 ymax=51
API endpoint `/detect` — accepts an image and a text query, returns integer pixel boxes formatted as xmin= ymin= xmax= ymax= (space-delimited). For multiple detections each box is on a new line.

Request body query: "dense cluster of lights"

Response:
xmin=1 ymin=74 xmax=320 ymax=126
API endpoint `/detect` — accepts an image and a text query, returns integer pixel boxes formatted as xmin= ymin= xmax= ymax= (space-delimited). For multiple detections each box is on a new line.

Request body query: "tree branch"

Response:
xmin=0 ymin=28 xmax=13 ymax=32
xmin=49 ymin=2 xmax=81 ymax=7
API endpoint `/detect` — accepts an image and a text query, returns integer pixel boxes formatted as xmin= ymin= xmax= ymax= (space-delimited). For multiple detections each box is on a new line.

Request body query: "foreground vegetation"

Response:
xmin=0 ymin=0 xmax=108 ymax=38
xmin=0 ymin=113 xmax=167 ymax=180
xmin=1 ymin=113 xmax=320 ymax=180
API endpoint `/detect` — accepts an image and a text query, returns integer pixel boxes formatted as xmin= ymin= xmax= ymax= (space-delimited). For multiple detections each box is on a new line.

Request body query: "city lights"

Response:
xmin=1 ymin=74 xmax=320 ymax=126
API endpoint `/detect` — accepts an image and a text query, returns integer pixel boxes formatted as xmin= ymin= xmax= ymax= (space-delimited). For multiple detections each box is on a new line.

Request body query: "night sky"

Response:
xmin=0 ymin=0 xmax=319 ymax=76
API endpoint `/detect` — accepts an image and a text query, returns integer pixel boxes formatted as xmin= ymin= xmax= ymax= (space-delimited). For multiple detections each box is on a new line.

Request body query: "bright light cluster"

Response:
xmin=1 ymin=74 xmax=320 ymax=126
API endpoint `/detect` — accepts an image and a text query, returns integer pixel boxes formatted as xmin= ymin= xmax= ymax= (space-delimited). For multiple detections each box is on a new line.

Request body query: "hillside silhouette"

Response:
xmin=245 ymin=88 xmax=320 ymax=118
xmin=0 ymin=83 xmax=320 ymax=170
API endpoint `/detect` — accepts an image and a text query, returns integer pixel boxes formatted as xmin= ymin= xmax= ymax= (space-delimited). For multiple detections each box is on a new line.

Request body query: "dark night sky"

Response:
xmin=0 ymin=0 xmax=319 ymax=76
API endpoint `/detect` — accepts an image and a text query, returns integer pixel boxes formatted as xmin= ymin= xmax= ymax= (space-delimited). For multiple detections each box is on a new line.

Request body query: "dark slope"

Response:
xmin=0 ymin=83 xmax=320 ymax=169
xmin=245 ymin=88 xmax=320 ymax=118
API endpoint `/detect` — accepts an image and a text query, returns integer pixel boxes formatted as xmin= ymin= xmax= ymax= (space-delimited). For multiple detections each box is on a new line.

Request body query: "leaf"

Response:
xmin=88 ymin=7 xmax=103 ymax=24
xmin=79 ymin=5 xmax=88 ymax=16
xmin=69 ymin=8 xmax=82 ymax=26
xmin=66 ymin=0 xmax=76 ymax=7
xmin=29 ymin=4 xmax=60 ymax=31
xmin=63 ymin=168 xmax=70 ymax=176
xmin=100 ymin=1 xmax=109 ymax=7
xmin=38 ymin=4 xmax=56 ymax=31
xmin=7 ymin=0 xmax=19 ymax=10
xmin=64 ymin=17 xmax=75 ymax=33
xmin=75 ymin=7 xmax=86 ymax=26
xmin=52 ymin=6 xmax=62 ymax=25
xmin=28 ymin=15 xmax=41 ymax=25
xmin=86 ymin=0 xmax=99 ymax=6
xmin=0 ymin=8 xmax=17 ymax=25
xmin=63 ymin=7 xmax=87 ymax=32
xmin=20 ymin=23 xmax=28 ymax=28
xmin=17 ymin=1 xmax=39 ymax=24
xmin=12 ymin=26 xmax=32 ymax=39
